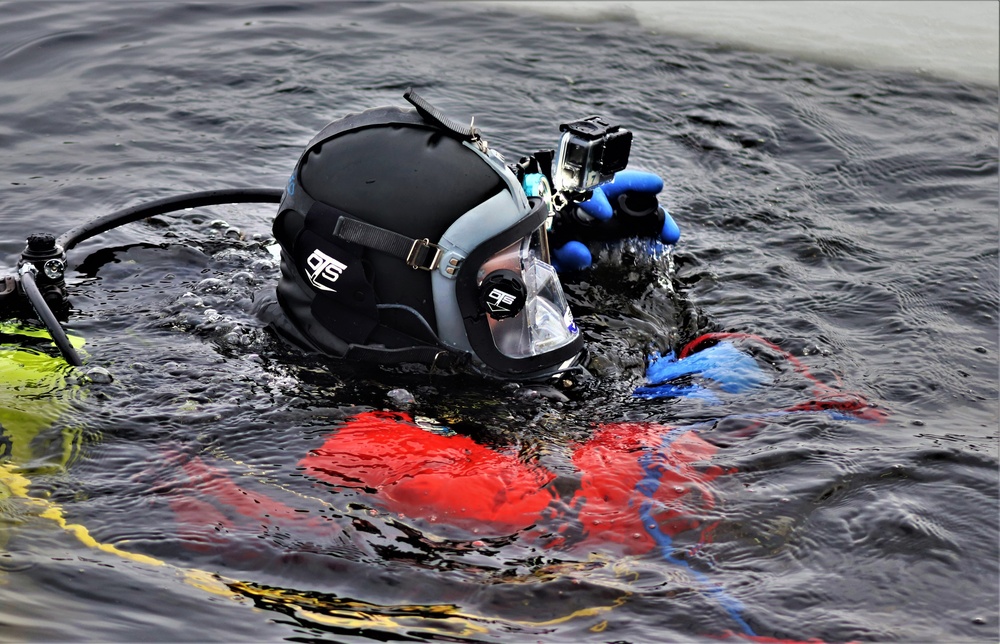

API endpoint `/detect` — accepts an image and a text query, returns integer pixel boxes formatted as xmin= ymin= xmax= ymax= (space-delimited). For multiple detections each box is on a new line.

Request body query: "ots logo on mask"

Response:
xmin=479 ymin=271 xmax=527 ymax=320
xmin=305 ymin=249 xmax=348 ymax=292
xmin=488 ymin=289 xmax=517 ymax=311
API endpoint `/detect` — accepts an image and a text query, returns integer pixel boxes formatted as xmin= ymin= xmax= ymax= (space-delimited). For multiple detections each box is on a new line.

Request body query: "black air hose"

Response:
xmin=18 ymin=264 xmax=82 ymax=367
xmin=58 ymin=187 xmax=284 ymax=251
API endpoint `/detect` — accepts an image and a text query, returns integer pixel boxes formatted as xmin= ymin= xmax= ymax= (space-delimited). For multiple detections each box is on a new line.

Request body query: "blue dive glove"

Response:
xmin=546 ymin=170 xmax=680 ymax=272
xmin=633 ymin=341 xmax=770 ymax=402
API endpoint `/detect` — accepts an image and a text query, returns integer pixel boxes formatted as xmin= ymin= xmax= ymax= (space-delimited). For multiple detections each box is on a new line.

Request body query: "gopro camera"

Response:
xmin=553 ymin=116 xmax=632 ymax=193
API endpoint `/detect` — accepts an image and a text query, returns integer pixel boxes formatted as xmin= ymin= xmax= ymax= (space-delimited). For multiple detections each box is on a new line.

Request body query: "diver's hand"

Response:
xmin=549 ymin=170 xmax=680 ymax=272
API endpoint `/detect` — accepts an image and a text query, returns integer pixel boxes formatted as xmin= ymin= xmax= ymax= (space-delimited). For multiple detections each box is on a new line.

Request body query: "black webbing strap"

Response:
xmin=345 ymin=343 xmax=469 ymax=370
xmin=332 ymin=216 xmax=443 ymax=271
xmin=404 ymin=88 xmax=481 ymax=142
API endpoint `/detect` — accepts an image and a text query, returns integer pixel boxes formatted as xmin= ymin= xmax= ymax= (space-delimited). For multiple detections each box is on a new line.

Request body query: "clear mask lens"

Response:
xmin=478 ymin=227 xmax=579 ymax=359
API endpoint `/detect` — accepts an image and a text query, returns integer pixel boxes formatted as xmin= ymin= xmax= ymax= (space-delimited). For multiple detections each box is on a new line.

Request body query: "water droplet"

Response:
xmin=252 ymin=259 xmax=277 ymax=273
xmin=84 ymin=366 xmax=114 ymax=385
xmin=388 ymin=388 xmax=415 ymax=406
xmin=231 ymin=271 xmax=255 ymax=286
xmin=176 ymin=292 xmax=204 ymax=308
xmin=196 ymin=278 xmax=227 ymax=294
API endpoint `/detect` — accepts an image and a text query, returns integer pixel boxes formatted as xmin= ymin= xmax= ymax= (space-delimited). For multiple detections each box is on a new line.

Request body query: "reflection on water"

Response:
xmin=0 ymin=2 xmax=997 ymax=643
xmin=503 ymin=0 xmax=1000 ymax=87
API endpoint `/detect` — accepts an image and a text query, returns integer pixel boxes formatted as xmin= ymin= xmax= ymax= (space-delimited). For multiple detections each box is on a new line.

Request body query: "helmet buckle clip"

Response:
xmin=406 ymin=238 xmax=443 ymax=271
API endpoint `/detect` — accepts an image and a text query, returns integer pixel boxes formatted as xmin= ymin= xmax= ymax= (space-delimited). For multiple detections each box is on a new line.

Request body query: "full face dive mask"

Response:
xmin=271 ymin=90 xmax=584 ymax=380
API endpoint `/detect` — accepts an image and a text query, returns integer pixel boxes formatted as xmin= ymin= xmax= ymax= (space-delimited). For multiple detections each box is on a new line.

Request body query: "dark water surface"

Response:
xmin=1 ymin=2 xmax=997 ymax=642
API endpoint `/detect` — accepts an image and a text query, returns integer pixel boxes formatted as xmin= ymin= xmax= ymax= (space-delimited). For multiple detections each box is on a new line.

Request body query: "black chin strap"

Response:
xmin=345 ymin=343 xmax=469 ymax=371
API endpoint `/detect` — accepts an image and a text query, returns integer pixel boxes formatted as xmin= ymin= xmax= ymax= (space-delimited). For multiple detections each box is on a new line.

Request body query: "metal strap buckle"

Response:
xmin=406 ymin=238 xmax=443 ymax=271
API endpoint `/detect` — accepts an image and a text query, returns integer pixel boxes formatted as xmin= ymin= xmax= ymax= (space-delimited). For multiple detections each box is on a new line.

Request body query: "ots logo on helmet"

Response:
xmin=305 ymin=248 xmax=348 ymax=292
xmin=479 ymin=271 xmax=527 ymax=320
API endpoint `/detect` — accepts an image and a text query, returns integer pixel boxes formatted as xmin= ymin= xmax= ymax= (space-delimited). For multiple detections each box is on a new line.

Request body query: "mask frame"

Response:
xmin=454 ymin=197 xmax=584 ymax=378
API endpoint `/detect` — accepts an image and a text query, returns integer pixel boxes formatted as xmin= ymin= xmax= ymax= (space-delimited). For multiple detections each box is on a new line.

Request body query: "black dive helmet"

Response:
xmin=272 ymin=90 xmax=583 ymax=380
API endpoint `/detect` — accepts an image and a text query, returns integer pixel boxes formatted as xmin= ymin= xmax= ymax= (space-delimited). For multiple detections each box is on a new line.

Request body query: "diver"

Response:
xmin=253 ymin=89 xmax=678 ymax=382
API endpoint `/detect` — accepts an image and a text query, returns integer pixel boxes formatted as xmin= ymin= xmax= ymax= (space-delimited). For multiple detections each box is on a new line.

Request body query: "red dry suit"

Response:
xmin=299 ymin=410 xmax=729 ymax=554
xmin=166 ymin=411 xmax=729 ymax=557
xmin=167 ymin=334 xmax=883 ymax=553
